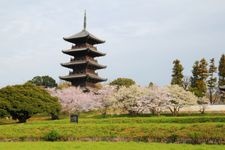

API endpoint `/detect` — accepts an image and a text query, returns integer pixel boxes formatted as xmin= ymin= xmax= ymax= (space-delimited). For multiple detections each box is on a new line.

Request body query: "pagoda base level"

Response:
xmin=71 ymin=80 xmax=97 ymax=88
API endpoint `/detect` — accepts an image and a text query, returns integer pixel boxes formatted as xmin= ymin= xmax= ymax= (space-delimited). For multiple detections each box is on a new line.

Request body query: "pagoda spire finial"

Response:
xmin=83 ymin=10 xmax=86 ymax=30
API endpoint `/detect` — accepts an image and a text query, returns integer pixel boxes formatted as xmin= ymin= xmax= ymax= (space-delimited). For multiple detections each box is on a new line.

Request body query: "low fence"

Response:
xmin=180 ymin=105 xmax=225 ymax=113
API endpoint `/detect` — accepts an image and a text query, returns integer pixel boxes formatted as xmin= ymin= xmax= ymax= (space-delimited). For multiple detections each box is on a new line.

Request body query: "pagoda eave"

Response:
xmin=61 ymin=61 xmax=107 ymax=69
xmin=62 ymin=48 xmax=106 ymax=57
xmin=59 ymin=73 xmax=107 ymax=82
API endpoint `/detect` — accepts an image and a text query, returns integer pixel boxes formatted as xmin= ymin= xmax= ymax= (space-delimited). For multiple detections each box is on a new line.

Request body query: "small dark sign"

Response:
xmin=70 ymin=114 xmax=78 ymax=123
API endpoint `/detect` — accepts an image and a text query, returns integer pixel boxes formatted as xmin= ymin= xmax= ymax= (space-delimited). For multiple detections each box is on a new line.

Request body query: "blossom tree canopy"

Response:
xmin=48 ymin=84 xmax=198 ymax=116
xmin=95 ymin=85 xmax=116 ymax=115
xmin=111 ymin=85 xmax=148 ymax=115
xmin=166 ymin=85 xmax=198 ymax=115
xmin=48 ymin=87 xmax=101 ymax=113
xmin=138 ymin=86 xmax=170 ymax=115
xmin=48 ymin=85 xmax=116 ymax=114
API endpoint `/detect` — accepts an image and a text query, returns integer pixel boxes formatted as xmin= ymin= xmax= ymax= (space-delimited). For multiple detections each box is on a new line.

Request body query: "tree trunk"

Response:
xmin=128 ymin=110 xmax=137 ymax=116
xmin=168 ymin=107 xmax=175 ymax=116
xmin=101 ymin=108 xmax=107 ymax=117
xmin=51 ymin=113 xmax=59 ymax=120
xmin=17 ymin=116 xmax=28 ymax=123
xmin=200 ymin=109 xmax=205 ymax=114
xmin=209 ymin=89 xmax=213 ymax=104
xmin=156 ymin=111 xmax=160 ymax=116
xmin=173 ymin=108 xmax=177 ymax=116
xmin=151 ymin=109 xmax=156 ymax=116
xmin=16 ymin=112 xmax=30 ymax=123
xmin=173 ymin=107 xmax=179 ymax=116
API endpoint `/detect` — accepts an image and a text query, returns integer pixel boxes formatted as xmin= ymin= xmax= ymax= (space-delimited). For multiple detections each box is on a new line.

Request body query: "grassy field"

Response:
xmin=0 ymin=115 xmax=225 ymax=144
xmin=0 ymin=142 xmax=224 ymax=150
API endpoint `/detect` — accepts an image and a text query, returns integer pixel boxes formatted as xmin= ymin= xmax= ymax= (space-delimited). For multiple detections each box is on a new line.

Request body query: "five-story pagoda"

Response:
xmin=60 ymin=12 xmax=107 ymax=87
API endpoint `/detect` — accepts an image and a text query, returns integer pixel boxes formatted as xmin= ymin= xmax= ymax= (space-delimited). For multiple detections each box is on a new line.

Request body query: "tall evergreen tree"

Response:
xmin=218 ymin=54 xmax=225 ymax=86
xmin=207 ymin=58 xmax=217 ymax=104
xmin=171 ymin=59 xmax=184 ymax=86
xmin=190 ymin=58 xmax=208 ymax=97
xmin=190 ymin=61 xmax=199 ymax=88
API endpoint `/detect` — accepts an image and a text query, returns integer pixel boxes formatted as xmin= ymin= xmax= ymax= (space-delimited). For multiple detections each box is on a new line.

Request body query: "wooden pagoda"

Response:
xmin=60 ymin=12 xmax=107 ymax=87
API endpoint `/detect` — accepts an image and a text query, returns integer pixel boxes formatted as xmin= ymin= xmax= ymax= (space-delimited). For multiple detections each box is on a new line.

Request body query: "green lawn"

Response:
xmin=0 ymin=115 xmax=224 ymax=144
xmin=0 ymin=142 xmax=224 ymax=150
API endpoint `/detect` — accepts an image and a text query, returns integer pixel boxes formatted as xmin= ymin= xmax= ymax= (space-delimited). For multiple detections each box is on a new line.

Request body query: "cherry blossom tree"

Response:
xmin=109 ymin=85 xmax=169 ymax=115
xmin=139 ymin=86 xmax=170 ymax=115
xmin=166 ymin=85 xmax=198 ymax=116
xmin=111 ymin=85 xmax=148 ymax=115
xmin=94 ymin=85 xmax=116 ymax=116
xmin=48 ymin=85 xmax=116 ymax=115
xmin=110 ymin=85 xmax=169 ymax=115
xmin=48 ymin=87 xmax=101 ymax=114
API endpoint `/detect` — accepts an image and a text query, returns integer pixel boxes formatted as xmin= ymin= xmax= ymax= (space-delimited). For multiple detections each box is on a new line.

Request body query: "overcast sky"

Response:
xmin=0 ymin=0 xmax=225 ymax=87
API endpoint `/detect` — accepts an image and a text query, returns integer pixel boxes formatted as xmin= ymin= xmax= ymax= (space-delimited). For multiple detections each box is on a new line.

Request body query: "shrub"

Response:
xmin=44 ymin=130 xmax=61 ymax=141
xmin=167 ymin=133 xmax=178 ymax=143
xmin=28 ymin=75 xmax=57 ymax=88
xmin=189 ymin=132 xmax=200 ymax=144
xmin=0 ymin=83 xmax=61 ymax=123
xmin=110 ymin=78 xmax=135 ymax=88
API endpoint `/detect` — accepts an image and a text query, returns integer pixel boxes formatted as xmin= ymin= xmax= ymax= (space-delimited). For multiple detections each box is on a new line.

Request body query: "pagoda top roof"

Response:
xmin=63 ymin=30 xmax=105 ymax=45
xmin=63 ymin=11 xmax=105 ymax=44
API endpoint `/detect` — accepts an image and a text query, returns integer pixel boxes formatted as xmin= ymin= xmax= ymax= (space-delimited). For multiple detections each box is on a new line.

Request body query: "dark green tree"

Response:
xmin=28 ymin=76 xmax=57 ymax=88
xmin=0 ymin=83 xmax=61 ymax=123
xmin=110 ymin=78 xmax=135 ymax=88
xmin=171 ymin=59 xmax=184 ymax=86
xmin=190 ymin=58 xmax=208 ymax=97
xmin=218 ymin=54 xmax=225 ymax=86
xmin=190 ymin=61 xmax=199 ymax=88
xmin=0 ymin=97 xmax=9 ymax=117
xmin=148 ymin=82 xmax=154 ymax=87
xmin=207 ymin=58 xmax=217 ymax=104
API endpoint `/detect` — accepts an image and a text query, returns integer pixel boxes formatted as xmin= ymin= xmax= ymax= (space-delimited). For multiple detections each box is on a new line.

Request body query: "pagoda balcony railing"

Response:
xmin=70 ymin=57 xmax=98 ymax=63
xmin=87 ymin=71 xmax=98 ymax=76
xmin=90 ymin=58 xmax=97 ymax=62
xmin=90 ymin=46 xmax=97 ymax=50
xmin=93 ymin=72 xmax=99 ymax=76
xmin=70 ymin=57 xmax=85 ymax=62
xmin=71 ymin=44 xmax=97 ymax=50
xmin=69 ymin=71 xmax=99 ymax=76
xmin=87 ymin=57 xmax=97 ymax=62
xmin=69 ymin=71 xmax=85 ymax=75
